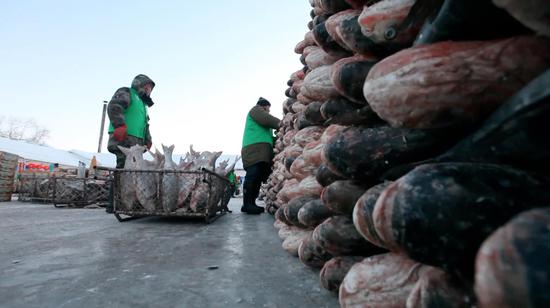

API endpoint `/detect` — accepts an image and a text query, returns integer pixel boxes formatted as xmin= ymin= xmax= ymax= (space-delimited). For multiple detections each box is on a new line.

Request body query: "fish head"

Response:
xmin=162 ymin=144 xmax=175 ymax=157
xmin=206 ymin=151 xmax=221 ymax=169
xmin=189 ymin=145 xmax=200 ymax=159
xmin=117 ymin=145 xmax=146 ymax=168
xmin=128 ymin=145 xmax=146 ymax=161
xmin=224 ymin=155 xmax=241 ymax=175
xmin=154 ymin=149 xmax=164 ymax=167
xmin=118 ymin=145 xmax=137 ymax=168
xmin=183 ymin=152 xmax=192 ymax=162
xmin=118 ymin=145 xmax=132 ymax=157
xmin=218 ymin=160 xmax=229 ymax=170
xmin=359 ymin=0 xmax=416 ymax=44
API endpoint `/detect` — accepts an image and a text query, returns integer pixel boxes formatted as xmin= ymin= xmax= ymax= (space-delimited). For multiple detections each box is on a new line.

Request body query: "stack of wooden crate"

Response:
xmin=0 ymin=151 xmax=19 ymax=202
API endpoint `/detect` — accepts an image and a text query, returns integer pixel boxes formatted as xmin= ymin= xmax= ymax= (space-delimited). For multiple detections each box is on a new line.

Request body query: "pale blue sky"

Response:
xmin=0 ymin=1 xmax=311 ymax=155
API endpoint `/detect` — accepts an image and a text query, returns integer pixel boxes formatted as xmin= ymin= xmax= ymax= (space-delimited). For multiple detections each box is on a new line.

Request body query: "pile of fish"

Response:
xmin=265 ymin=0 xmax=550 ymax=307
xmin=117 ymin=144 xmax=238 ymax=214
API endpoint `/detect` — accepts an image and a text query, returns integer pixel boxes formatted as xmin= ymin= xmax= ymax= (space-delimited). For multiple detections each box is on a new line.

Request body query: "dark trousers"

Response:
xmin=106 ymin=134 xmax=145 ymax=212
xmin=243 ymin=162 xmax=271 ymax=207
xmin=106 ymin=152 xmax=126 ymax=213
xmin=107 ymin=134 xmax=147 ymax=169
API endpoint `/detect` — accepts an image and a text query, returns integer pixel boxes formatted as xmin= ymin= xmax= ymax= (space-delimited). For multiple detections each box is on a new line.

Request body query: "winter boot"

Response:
xmin=241 ymin=204 xmax=264 ymax=215
xmin=241 ymin=192 xmax=264 ymax=214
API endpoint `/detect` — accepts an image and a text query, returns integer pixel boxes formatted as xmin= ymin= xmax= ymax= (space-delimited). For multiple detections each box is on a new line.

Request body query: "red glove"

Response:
xmin=113 ymin=124 xmax=127 ymax=142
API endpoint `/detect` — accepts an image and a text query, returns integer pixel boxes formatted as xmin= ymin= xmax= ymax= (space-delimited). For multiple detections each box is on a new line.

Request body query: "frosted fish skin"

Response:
xmin=117 ymin=145 xmax=138 ymax=211
xmin=410 ymin=0 xmax=530 ymax=45
xmin=359 ymin=0 xmax=417 ymax=44
xmin=379 ymin=68 xmax=550 ymax=180
xmin=353 ymin=181 xmax=392 ymax=249
xmin=339 ymin=253 xmax=471 ymax=308
xmin=330 ymin=55 xmax=378 ymax=104
xmin=316 ymin=164 xmax=346 ymax=187
xmin=321 ymin=180 xmax=367 ymax=215
xmin=190 ymin=181 xmax=209 ymax=213
xmin=373 ymin=163 xmax=550 ymax=277
xmin=313 ymin=21 xmax=354 ymax=57
xmin=320 ymin=256 xmax=365 ymax=293
xmin=493 ymin=0 xmax=550 ymax=37
xmin=475 ymin=208 xmax=550 ymax=308
xmin=118 ymin=145 xmax=157 ymax=212
xmin=363 ymin=37 xmax=550 ymax=129
xmin=298 ymin=198 xmax=335 ymax=228
xmin=133 ymin=146 xmax=158 ymax=212
xmin=299 ymin=232 xmax=334 ymax=269
xmin=323 ymin=125 xmax=458 ymax=182
xmin=161 ymin=144 xmax=179 ymax=213
xmin=436 ymin=69 xmax=550 ymax=175
xmin=312 ymin=215 xmax=387 ymax=257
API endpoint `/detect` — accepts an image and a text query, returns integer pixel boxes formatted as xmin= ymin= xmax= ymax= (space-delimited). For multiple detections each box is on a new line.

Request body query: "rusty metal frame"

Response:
xmin=101 ymin=167 xmax=232 ymax=223
xmin=16 ymin=173 xmax=110 ymax=207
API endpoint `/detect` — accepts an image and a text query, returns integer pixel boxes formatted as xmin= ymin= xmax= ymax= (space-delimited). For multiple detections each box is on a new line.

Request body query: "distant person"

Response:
xmin=240 ymin=97 xmax=281 ymax=215
xmin=105 ymin=74 xmax=155 ymax=213
xmin=235 ymin=176 xmax=242 ymax=196
xmin=227 ymin=170 xmax=238 ymax=197
xmin=107 ymin=74 xmax=155 ymax=169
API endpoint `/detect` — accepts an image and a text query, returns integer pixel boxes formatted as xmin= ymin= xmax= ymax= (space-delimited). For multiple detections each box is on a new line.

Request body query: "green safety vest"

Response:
xmin=242 ymin=114 xmax=274 ymax=148
xmin=228 ymin=172 xmax=237 ymax=184
xmin=108 ymin=88 xmax=148 ymax=138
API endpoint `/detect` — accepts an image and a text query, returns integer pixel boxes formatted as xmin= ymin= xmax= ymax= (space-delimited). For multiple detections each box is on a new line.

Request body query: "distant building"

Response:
xmin=0 ymin=137 xmax=115 ymax=172
xmin=0 ymin=137 xmax=243 ymax=175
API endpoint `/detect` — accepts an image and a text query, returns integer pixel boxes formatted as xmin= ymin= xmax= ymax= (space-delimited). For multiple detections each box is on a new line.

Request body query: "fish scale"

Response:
xmin=117 ymin=145 xmax=140 ymax=210
xmin=161 ymin=144 xmax=178 ymax=213
xmin=176 ymin=173 xmax=198 ymax=209
xmin=131 ymin=146 xmax=157 ymax=212
xmin=190 ymin=181 xmax=210 ymax=212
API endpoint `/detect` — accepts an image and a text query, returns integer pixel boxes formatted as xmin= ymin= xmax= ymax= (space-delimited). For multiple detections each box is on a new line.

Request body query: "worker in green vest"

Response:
xmin=227 ymin=170 xmax=238 ymax=196
xmin=107 ymin=74 xmax=155 ymax=169
xmin=105 ymin=74 xmax=155 ymax=213
xmin=241 ymin=97 xmax=281 ymax=215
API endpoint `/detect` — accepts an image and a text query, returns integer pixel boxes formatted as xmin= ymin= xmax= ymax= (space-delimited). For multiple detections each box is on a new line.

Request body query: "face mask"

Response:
xmin=138 ymin=89 xmax=154 ymax=106
xmin=137 ymin=88 xmax=149 ymax=98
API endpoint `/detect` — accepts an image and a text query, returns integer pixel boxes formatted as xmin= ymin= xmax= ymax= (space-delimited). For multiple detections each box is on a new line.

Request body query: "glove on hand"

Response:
xmin=146 ymin=143 xmax=152 ymax=150
xmin=113 ymin=124 xmax=127 ymax=142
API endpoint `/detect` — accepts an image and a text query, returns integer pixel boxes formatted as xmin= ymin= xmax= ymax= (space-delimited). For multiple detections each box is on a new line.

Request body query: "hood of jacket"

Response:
xmin=131 ymin=74 xmax=155 ymax=107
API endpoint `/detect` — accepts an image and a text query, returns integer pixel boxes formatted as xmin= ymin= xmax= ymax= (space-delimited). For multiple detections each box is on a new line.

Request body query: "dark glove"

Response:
xmin=146 ymin=142 xmax=152 ymax=150
xmin=113 ymin=124 xmax=127 ymax=142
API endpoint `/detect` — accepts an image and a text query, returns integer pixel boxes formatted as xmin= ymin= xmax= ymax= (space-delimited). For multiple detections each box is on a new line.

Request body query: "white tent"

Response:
xmin=68 ymin=149 xmax=116 ymax=168
xmin=0 ymin=137 xmax=97 ymax=167
xmin=0 ymin=137 xmax=243 ymax=170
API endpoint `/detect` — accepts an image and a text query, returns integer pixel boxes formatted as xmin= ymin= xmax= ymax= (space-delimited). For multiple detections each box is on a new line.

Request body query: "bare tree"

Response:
xmin=0 ymin=116 xmax=50 ymax=145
